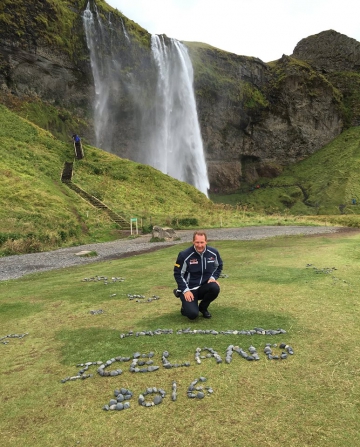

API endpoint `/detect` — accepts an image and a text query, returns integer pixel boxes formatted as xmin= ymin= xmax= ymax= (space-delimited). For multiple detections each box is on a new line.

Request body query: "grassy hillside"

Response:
xmin=1 ymin=103 xmax=333 ymax=256
xmin=0 ymin=103 xmax=215 ymax=255
xmin=0 ymin=104 xmax=261 ymax=256
xmin=211 ymin=126 xmax=360 ymax=218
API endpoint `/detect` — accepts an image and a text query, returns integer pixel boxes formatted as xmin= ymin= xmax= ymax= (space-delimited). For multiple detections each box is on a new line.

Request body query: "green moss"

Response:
xmin=212 ymin=126 xmax=360 ymax=215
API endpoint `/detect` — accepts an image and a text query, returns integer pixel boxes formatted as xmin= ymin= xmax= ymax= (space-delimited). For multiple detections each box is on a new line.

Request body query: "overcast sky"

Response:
xmin=105 ymin=0 xmax=360 ymax=62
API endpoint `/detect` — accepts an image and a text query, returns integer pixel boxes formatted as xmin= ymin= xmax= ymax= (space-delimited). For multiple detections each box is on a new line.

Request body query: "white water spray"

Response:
xmin=82 ymin=4 xmax=209 ymax=195
xmin=149 ymin=35 xmax=209 ymax=195
xmin=120 ymin=17 xmax=130 ymax=43
xmin=82 ymin=2 xmax=111 ymax=149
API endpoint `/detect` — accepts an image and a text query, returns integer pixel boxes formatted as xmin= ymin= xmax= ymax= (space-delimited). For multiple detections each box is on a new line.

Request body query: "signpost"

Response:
xmin=130 ymin=218 xmax=138 ymax=235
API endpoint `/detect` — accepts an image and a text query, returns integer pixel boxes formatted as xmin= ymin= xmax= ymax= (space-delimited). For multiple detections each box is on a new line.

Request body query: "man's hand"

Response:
xmin=183 ymin=291 xmax=194 ymax=302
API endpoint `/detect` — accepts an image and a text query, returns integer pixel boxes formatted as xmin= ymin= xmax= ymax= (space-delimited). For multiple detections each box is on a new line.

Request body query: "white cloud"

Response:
xmin=106 ymin=0 xmax=360 ymax=61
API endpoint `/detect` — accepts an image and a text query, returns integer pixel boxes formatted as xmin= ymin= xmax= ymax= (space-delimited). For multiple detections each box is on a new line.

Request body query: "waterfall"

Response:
xmin=149 ymin=35 xmax=209 ymax=196
xmin=82 ymin=2 xmax=112 ymax=150
xmin=82 ymin=4 xmax=209 ymax=196
xmin=120 ymin=17 xmax=130 ymax=43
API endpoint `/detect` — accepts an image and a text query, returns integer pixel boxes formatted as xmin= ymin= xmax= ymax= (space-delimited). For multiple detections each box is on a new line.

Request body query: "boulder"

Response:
xmin=152 ymin=226 xmax=177 ymax=241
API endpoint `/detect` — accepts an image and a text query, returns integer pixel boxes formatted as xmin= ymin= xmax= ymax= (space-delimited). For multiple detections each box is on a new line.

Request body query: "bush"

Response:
xmin=171 ymin=217 xmax=199 ymax=227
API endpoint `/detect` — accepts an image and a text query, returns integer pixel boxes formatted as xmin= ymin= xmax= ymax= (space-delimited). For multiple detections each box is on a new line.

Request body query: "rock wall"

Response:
xmin=0 ymin=1 xmax=359 ymax=193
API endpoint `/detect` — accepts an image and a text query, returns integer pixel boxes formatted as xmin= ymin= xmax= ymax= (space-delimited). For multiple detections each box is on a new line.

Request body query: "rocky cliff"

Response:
xmin=0 ymin=0 xmax=359 ymax=193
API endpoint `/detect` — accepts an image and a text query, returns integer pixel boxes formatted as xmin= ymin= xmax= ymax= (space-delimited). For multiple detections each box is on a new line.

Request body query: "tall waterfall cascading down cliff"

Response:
xmin=82 ymin=3 xmax=209 ymax=196
xmin=83 ymin=3 xmax=114 ymax=151
xmin=147 ymin=35 xmax=209 ymax=195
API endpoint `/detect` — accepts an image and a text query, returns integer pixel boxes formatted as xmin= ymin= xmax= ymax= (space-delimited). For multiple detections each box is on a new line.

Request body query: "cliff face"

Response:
xmin=0 ymin=1 xmax=359 ymax=193
xmin=188 ymin=43 xmax=343 ymax=191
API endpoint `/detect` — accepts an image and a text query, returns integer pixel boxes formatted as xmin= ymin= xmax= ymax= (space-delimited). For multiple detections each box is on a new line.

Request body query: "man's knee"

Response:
xmin=185 ymin=308 xmax=199 ymax=320
xmin=207 ymin=282 xmax=220 ymax=296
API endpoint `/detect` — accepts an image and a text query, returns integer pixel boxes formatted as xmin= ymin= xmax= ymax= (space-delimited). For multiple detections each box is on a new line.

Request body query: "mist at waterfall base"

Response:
xmin=82 ymin=3 xmax=209 ymax=196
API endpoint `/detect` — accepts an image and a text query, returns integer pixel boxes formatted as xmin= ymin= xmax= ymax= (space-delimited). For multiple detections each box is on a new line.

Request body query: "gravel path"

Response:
xmin=0 ymin=226 xmax=344 ymax=281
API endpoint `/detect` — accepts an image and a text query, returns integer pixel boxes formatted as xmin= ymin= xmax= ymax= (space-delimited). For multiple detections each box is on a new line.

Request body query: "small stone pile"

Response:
xmin=82 ymin=276 xmax=125 ymax=284
xmin=176 ymin=327 xmax=287 ymax=336
xmin=120 ymin=328 xmax=173 ymax=338
xmin=187 ymin=377 xmax=213 ymax=399
xmin=127 ymin=294 xmax=161 ymax=303
xmin=171 ymin=381 xmax=177 ymax=401
xmin=195 ymin=347 xmax=222 ymax=364
xmin=103 ymin=388 xmax=133 ymax=411
xmin=162 ymin=350 xmax=190 ymax=369
xmin=264 ymin=343 xmax=294 ymax=359
xmin=0 ymin=333 xmax=28 ymax=345
xmin=129 ymin=352 xmax=160 ymax=373
xmin=138 ymin=387 xmax=167 ymax=407
xmin=89 ymin=309 xmax=104 ymax=315
xmin=60 ymin=360 xmax=100 ymax=382
xmin=225 ymin=345 xmax=260 ymax=362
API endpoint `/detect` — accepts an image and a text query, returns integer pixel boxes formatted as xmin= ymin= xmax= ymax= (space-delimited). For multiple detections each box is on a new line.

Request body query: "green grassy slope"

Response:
xmin=211 ymin=126 xmax=360 ymax=216
xmin=0 ymin=104 xmax=217 ymax=255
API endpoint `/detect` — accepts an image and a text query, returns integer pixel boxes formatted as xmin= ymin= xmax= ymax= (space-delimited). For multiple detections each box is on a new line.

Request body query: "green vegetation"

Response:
xmin=211 ymin=126 xmax=360 ymax=219
xmin=1 ymin=232 xmax=360 ymax=446
xmin=185 ymin=42 xmax=268 ymax=109
xmin=2 ymin=103 xmax=316 ymax=256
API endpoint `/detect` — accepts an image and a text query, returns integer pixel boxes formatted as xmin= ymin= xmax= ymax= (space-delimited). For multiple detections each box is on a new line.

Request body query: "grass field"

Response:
xmin=1 ymin=232 xmax=360 ymax=446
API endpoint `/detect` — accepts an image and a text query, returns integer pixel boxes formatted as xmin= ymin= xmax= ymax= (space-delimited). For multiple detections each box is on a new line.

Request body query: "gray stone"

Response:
xmin=153 ymin=395 xmax=162 ymax=405
xmin=152 ymin=226 xmax=177 ymax=241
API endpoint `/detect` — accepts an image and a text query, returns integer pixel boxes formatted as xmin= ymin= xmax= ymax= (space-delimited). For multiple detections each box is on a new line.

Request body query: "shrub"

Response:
xmin=171 ymin=217 xmax=199 ymax=227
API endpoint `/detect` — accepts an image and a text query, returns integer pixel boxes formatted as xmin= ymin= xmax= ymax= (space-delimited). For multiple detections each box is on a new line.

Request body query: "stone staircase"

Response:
xmin=61 ymin=164 xmax=130 ymax=230
xmin=61 ymin=161 xmax=74 ymax=182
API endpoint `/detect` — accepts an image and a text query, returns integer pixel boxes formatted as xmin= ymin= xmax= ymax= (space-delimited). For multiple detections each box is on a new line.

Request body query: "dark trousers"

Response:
xmin=180 ymin=282 xmax=220 ymax=320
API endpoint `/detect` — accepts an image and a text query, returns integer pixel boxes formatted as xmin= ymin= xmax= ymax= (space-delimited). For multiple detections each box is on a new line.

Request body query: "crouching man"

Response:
xmin=173 ymin=230 xmax=223 ymax=319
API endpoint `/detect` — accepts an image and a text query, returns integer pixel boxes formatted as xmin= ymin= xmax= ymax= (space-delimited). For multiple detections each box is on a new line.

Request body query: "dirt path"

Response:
xmin=0 ymin=226 xmax=355 ymax=281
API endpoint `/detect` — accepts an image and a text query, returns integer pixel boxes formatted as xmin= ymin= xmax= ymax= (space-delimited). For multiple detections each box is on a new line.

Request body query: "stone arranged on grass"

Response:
xmin=103 ymin=388 xmax=133 ymax=410
xmin=119 ymin=327 xmax=286 ymax=338
xmin=120 ymin=328 xmax=173 ymax=338
xmin=162 ymin=350 xmax=191 ymax=369
xmin=129 ymin=352 xmax=160 ymax=373
xmin=264 ymin=343 xmax=294 ymax=359
xmin=187 ymin=377 xmax=212 ymax=399
xmin=61 ymin=373 xmax=94 ymax=383
xmin=176 ymin=327 xmax=287 ymax=336
xmin=195 ymin=347 xmax=222 ymax=365
xmin=138 ymin=387 xmax=166 ymax=407
xmin=82 ymin=276 xmax=125 ymax=283
xmin=127 ymin=294 xmax=161 ymax=303
xmin=89 ymin=309 xmax=104 ymax=315
xmin=0 ymin=333 xmax=29 ymax=344
xmin=171 ymin=381 xmax=177 ymax=401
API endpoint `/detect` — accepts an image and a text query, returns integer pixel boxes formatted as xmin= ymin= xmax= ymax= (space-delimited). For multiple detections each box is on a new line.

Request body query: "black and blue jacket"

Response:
xmin=174 ymin=245 xmax=223 ymax=293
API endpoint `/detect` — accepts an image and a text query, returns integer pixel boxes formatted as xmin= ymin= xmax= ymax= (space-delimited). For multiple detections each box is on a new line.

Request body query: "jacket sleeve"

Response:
xmin=212 ymin=250 xmax=223 ymax=280
xmin=173 ymin=252 xmax=190 ymax=293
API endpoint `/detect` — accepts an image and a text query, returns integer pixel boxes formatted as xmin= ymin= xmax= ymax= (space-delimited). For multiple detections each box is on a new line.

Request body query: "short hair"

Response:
xmin=193 ymin=230 xmax=207 ymax=241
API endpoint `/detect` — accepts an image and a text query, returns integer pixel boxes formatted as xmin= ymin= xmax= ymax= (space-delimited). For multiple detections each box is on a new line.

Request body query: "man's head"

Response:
xmin=193 ymin=231 xmax=207 ymax=253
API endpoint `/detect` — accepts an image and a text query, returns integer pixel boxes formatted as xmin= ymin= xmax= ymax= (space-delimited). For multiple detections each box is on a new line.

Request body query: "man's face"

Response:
xmin=193 ymin=235 xmax=207 ymax=253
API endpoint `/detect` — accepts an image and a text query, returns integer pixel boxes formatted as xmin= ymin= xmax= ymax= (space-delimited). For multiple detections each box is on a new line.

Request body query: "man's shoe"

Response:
xmin=200 ymin=309 xmax=212 ymax=319
xmin=180 ymin=307 xmax=185 ymax=316
xmin=173 ymin=289 xmax=181 ymax=298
